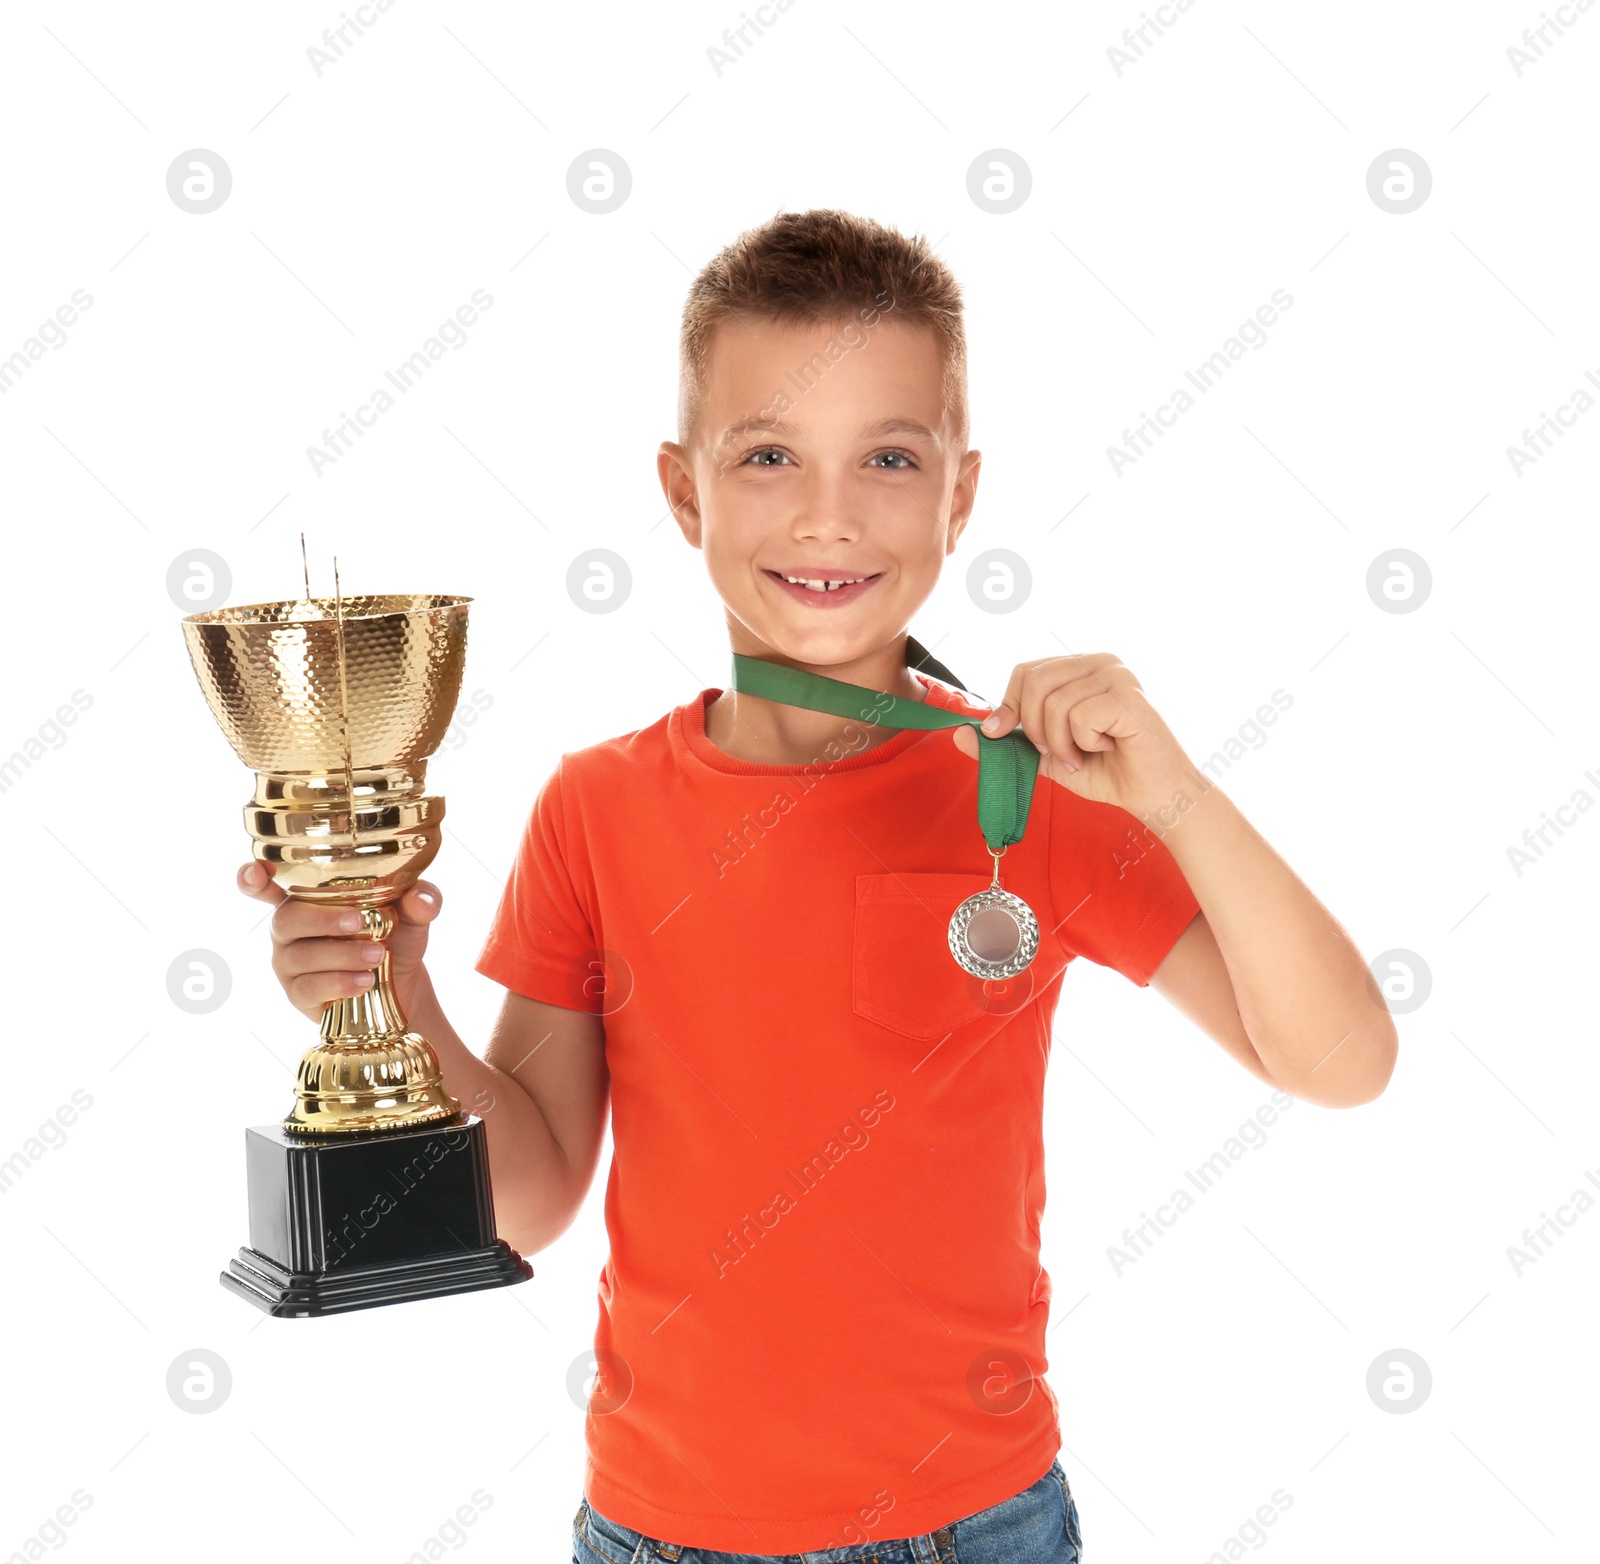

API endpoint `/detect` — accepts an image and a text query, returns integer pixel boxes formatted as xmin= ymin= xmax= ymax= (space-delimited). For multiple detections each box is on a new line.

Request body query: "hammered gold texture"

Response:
xmin=181 ymin=593 xmax=470 ymax=775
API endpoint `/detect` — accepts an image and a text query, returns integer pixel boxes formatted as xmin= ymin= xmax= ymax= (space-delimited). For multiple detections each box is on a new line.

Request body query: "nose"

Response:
xmin=786 ymin=467 xmax=860 ymax=546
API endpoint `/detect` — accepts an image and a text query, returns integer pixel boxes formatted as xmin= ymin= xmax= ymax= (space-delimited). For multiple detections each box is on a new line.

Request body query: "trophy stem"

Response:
xmin=320 ymin=907 xmax=409 ymax=1045
xmin=285 ymin=904 xmax=463 ymax=1137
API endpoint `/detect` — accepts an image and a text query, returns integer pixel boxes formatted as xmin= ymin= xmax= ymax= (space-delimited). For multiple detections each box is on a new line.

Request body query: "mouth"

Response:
xmin=762 ymin=568 xmax=884 ymax=608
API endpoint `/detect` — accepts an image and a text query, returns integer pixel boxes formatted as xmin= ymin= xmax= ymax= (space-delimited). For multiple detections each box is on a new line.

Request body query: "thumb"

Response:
xmin=395 ymin=881 xmax=441 ymax=928
xmin=979 ymin=703 xmax=1019 ymax=738
xmin=386 ymin=881 xmax=441 ymax=968
xmin=237 ymin=861 xmax=287 ymax=906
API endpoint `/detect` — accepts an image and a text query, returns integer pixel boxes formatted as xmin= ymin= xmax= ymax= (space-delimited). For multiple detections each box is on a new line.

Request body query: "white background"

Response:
xmin=1 ymin=1 xmax=1595 ymax=1560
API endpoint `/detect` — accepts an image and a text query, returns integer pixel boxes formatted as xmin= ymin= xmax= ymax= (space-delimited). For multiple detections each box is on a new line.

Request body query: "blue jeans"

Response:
xmin=572 ymin=1458 xmax=1083 ymax=1563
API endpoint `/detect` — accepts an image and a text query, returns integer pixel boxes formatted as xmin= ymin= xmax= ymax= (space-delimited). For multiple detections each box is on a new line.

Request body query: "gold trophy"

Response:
xmin=182 ymin=588 xmax=531 ymax=1316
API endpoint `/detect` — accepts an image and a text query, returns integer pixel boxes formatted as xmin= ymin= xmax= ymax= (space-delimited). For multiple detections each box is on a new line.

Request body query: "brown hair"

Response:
xmin=677 ymin=208 xmax=969 ymax=455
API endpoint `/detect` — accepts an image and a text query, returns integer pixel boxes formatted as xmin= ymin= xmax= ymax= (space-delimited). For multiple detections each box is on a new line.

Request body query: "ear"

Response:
xmin=946 ymin=447 xmax=981 ymax=552
xmin=658 ymin=441 xmax=702 ymax=547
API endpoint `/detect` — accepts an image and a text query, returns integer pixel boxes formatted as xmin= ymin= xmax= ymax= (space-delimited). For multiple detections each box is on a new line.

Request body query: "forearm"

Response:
xmin=406 ymin=968 xmax=585 ymax=1255
xmin=1152 ymin=777 xmax=1398 ymax=1107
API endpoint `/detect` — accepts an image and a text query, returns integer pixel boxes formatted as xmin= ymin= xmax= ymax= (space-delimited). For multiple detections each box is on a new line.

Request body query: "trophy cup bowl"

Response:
xmin=182 ymin=592 xmax=470 ymax=1136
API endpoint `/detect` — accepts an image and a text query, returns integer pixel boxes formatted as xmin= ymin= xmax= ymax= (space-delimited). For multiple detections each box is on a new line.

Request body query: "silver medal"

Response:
xmin=948 ymin=847 xmax=1040 ymax=981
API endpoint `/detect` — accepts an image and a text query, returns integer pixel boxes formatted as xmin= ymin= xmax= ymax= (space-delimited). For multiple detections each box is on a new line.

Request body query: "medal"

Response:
xmin=729 ymin=640 xmax=1043 ymax=979
xmin=948 ymin=848 xmax=1041 ymax=981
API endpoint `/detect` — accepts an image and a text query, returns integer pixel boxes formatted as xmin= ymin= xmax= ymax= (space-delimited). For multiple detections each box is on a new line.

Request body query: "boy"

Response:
xmin=238 ymin=209 xmax=1397 ymax=1561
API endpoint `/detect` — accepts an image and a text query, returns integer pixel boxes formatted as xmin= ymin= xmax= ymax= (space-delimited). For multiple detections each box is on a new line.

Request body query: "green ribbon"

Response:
xmin=729 ymin=643 xmax=1039 ymax=853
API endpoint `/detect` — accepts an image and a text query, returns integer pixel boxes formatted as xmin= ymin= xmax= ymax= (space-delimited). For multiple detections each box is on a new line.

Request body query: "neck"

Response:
xmin=704 ymin=631 xmax=927 ymax=766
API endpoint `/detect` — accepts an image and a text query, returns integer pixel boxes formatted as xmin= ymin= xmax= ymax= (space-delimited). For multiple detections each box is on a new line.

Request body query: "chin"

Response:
xmin=754 ymin=623 xmax=894 ymax=667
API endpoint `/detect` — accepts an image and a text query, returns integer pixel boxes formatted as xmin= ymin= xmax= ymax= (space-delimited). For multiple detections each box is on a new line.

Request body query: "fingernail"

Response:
xmin=339 ymin=911 xmax=363 ymax=932
xmin=354 ymin=972 xmax=374 ymax=989
xmin=413 ymin=890 xmax=436 ymax=908
xmin=361 ymin=943 xmax=385 ymax=962
xmin=981 ymin=714 xmax=1002 ymax=735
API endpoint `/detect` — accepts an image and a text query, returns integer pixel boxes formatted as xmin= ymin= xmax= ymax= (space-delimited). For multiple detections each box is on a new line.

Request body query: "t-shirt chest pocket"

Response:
xmin=851 ymin=871 xmax=1002 ymax=1041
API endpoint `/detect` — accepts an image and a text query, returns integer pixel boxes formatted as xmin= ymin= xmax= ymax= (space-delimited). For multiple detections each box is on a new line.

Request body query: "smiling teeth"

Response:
xmin=781 ymin=574 xmax=868 ymax=592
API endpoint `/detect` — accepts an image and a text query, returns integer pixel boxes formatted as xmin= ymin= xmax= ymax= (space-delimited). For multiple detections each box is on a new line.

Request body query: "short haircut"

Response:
xmin=677 ymin=208 xmax=969 ymax=455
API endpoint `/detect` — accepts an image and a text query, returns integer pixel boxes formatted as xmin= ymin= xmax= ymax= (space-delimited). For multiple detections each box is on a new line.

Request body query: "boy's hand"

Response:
xmin=951 ymin=652 xmax=1198 ymax=820
xmin=236 ymin=862 xmax=442 ymax=1023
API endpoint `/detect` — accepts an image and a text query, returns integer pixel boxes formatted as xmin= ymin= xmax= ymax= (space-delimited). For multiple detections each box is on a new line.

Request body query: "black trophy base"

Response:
xmin=222 ymin=1113 xmax=533 ymax=1318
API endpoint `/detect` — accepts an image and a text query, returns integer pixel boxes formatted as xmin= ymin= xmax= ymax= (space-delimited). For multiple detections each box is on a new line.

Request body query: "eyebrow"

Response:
xmin=716 ymin=415 xmax=942 ymax=447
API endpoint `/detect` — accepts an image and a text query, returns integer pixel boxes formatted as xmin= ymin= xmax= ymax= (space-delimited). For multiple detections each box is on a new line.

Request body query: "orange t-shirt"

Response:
xmin=476 ymin=670 xmax=1200 ymax=1554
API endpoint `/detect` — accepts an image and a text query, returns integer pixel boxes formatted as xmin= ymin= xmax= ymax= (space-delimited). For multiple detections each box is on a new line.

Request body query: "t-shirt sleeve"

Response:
xmin=475 ymin=757 xmax=604 ymax=1013
xmin=1047 ymin=783 xmax=1201 ymax=987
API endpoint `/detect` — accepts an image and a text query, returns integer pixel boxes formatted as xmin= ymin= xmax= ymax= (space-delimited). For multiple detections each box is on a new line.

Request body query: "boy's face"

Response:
xmin=659 ymin=315 xmax=980 ymax=670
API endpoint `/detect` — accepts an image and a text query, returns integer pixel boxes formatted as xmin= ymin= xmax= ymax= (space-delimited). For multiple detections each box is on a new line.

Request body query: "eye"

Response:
xmin=740 ymin=447 xmax=792 ymax=467
xmin=868 ymin=449 xmax=917 ymax=470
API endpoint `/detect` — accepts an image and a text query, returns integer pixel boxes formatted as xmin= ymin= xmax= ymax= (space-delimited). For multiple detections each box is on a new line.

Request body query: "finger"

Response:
xmin=981 ymin=656 xmax=1124 ymax=752
xmin=1012 ymin=667 xmax=1088 ymax=759
xmin=1001 ymin=663 xmax=1086 ymax=752
xmin=979 ymin=666 xmax=1030 ymax=738
xmin=979 ymin=656 xmax=1066 ymax=737
xmin=237 ymin=862 xmax=287 ymax=906
xmin=1037 ymin=701 xmax=1087 ymax=770
xmin=270 ymin=898 xmax=373 ymax=947
xmin=1067 ymin=688 xmax=1144 ymax=753
xmin=273 ymin=936 xmax=389 ymax=982
xmin=1038 ymin=753 xmax=1090 ymax=792
xmin=1040 ymin=682 xmax=1110 ymax=768
xmin=287 ymin=969 xmax=375 ymax=1015
xmin=394 ymin=881 xmax=442 ymax=927
xmin=952 ymin=725 xmax=980 ymax=761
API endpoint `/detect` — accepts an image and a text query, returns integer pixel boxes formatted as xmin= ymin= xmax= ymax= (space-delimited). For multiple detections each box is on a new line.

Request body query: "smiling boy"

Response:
xmin=239 ymin=209 xmax=1397 ymax=1561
